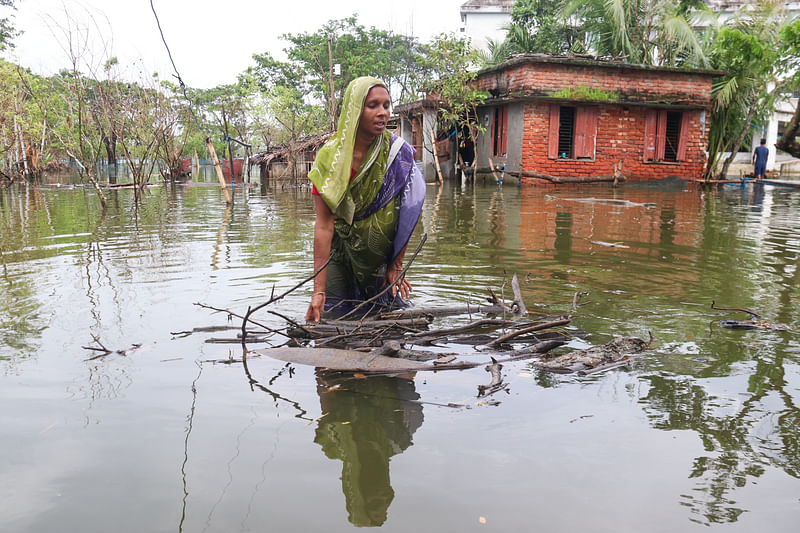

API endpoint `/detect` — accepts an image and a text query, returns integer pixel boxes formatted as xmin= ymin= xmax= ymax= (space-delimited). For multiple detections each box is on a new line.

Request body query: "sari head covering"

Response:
xmin=308 ymin=76 xmax=389 ymax=225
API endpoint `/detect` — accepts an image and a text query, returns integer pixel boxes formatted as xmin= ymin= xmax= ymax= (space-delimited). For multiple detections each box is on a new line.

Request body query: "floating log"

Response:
xmin=533 ymin=336 xmax=648 ymax=373
xmin=287 ymin=317 xmax=432 ymax=339
xmin=377 ymin=303 xmax=513 ymax=320
xmin=718 ymin=320 xmax=758 ymax=330
xmin=522 ymin=172 xmax=625 ymax=184
xmin=254 ymin=346 xmax=477 ymax=373
xmin=255 ymin=338 xmax=566 ymax=373
xmin=483 ymin=317 xmax=571 ymax=348
xmin=407 ymin=318 xmax=518 ymax=339
xmin=205 ymin=337 xmax=272 ymax=344
xmin=475 ymin=169 xmax=625 ymax=184
xmin=323 ymin=317 xmax=434 ymax=328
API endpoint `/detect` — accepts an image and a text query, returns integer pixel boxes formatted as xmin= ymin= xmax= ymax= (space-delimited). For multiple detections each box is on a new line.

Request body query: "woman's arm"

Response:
xmin=305 ymin=194 xmax=334 ymax=322
xmin=385 ymin=243 xmax=412 ymax=300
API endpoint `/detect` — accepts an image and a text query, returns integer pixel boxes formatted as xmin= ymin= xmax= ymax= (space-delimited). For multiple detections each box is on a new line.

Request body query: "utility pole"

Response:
xmin=222 ymin=105 xmax=236 ymax=184
xmin=327 ymin=36 xmax=337 ymax=131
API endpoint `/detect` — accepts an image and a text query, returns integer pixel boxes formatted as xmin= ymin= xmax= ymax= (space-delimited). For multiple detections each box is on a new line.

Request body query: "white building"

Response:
xmin=459 ymin=0 xmax=514 ymax=52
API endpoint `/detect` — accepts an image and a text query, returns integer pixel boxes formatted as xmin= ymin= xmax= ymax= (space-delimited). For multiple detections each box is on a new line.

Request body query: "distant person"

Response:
xmin=753 ymin=138 xmax=769 ymax=181
xmin=459 ymin=138 xmax=474 ymax=168
xmin=305 ymin=76 xmax=425 ymax=322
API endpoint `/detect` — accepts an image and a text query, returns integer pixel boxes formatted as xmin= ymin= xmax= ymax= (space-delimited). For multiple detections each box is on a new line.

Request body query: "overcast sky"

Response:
xmin=8 ymin=0 xmax=467 ymax=88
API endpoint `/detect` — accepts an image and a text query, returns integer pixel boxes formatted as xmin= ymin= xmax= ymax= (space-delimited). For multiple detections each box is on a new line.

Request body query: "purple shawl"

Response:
xmin=354 ymin=134 xmax=425 ymax=264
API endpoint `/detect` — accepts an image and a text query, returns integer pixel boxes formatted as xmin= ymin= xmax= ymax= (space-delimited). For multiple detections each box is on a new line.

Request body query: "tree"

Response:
xmin=413 ymin=34 xmax=489 ymax=177
xmin=775 ymin=19 xmax=800 ymax=158
xmin=562 ymin=0 xmax=709 ymax=67
xmin=509 ymin=0 xmax=583 ymax=55
xmin=0 ymin=0 xmax=18 ymax=51
xmin=707 ymin=1 xmax=793 ymax=179
xmin=251 ymin=15 xmax=424 ymax=131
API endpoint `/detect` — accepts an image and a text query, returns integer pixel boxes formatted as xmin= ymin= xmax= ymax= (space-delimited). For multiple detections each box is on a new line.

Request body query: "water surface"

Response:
xmin=1 ymin=178 xmax=799 ymax=532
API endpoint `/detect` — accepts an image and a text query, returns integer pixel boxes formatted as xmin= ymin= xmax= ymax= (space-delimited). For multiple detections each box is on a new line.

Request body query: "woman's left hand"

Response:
xmin=385 ymin=264 xmax=411 ymax=300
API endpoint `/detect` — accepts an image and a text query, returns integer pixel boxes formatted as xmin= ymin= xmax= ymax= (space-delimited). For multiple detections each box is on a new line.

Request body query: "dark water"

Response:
xmin=1 ymin=178 xmax=799 ymax=532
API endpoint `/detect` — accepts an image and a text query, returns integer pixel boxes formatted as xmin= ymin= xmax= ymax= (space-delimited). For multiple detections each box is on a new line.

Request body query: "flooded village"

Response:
xmin=2 ymin=1 xmax=800 ymax=532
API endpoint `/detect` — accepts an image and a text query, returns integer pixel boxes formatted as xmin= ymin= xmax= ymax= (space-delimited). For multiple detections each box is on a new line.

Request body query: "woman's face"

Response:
xmin=358 ymin=86 xmax=391 ymax=138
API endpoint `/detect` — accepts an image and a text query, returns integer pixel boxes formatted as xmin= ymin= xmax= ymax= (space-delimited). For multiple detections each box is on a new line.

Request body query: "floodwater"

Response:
xmin=1 ymin=176 xmax=799 ymax=532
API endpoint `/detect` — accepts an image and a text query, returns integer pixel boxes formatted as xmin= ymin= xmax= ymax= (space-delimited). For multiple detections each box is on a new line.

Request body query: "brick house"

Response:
xmin=473 ymin=54 xmax=721 ymax=183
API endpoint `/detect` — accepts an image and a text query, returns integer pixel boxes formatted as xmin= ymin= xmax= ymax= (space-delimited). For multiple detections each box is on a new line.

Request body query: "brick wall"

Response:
xmin=474 ymin=57 xmax=716 ymax=182
xmin=476 ymin=58 xmax=715 ymax=107
xmin=520 ymin=103 xmax=707 ymax=182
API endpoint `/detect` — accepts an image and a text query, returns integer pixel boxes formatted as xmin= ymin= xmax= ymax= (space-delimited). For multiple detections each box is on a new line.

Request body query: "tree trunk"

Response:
xmin=104 ymin=133 xmax=117 ymax=183
xmin=776 ymin=97 xmax=800 ymax=158
xmin=468 ymin=123 xmax=483 ymax=182
xmin=716 ymin=95 xmax=758 ymax=180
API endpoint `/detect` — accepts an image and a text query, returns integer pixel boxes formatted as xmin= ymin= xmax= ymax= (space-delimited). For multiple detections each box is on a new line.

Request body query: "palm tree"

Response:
xmin=562 ymin=0 xmax=709 ymax=67
xmin=707 ymin=0 xmax=790 ymax=179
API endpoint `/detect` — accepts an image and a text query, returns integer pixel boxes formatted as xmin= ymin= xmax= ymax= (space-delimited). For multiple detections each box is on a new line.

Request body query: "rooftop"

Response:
xmin=460 ymin=0 xmax=514 ymax=13
xmin=478 ymin=53 xmax=725 ymax=77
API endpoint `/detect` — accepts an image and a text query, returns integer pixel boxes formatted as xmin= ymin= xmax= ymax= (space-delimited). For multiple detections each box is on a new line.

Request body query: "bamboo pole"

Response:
xmin=193 ymin=151 xmax=199 ymax=182
xmin=430 ymin=126 xmax=443 ymax=185
xmin=14 ymin=115 xmax=30 ymax=179
xmin=489 ymin=157 xmax=502 ymax=184
xmin=206 ymin=137 xmax=232 ymax=204
xmin=222 ymin=106 xmax=236 ymax=184
xmin=40 ymin=109 xmax=47 ymax=154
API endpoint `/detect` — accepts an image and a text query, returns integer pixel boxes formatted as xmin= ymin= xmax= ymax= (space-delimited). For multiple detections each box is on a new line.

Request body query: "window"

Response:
xmin=643 ymin=109 xmax=690 ymax=162
xmin=548 ymin=105 xmax=597 ymax=159
xmin=778 ymin=120 xmax=787 ymax=139
xmin=664 ymin=111 xmax=682 ymax=161
xmin=411 ymin=117 xmax=422 ymax=162
xmin=492 ymin=106 xmax=508 ymax=156
xmin=558 ymin=106 xmax=576 ymax=158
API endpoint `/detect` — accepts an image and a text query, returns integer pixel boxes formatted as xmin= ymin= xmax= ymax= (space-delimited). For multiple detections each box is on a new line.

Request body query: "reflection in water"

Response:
xmin=314 ymin=373 xmax=423 ymax=527
xmin=553 ymin=211 xmax=573 ymax=268
xmin=640 ymin=350 xmax=800 ymax=525
xmin=179 ymin=363 xmax=203 ymax=533
xmin=242 ymin=355 xmax=312 ymax=422
xmin=211 ymin=204 xmax=232 ymax=270
xmin=487 ymin=188 xmax=506 ymax=249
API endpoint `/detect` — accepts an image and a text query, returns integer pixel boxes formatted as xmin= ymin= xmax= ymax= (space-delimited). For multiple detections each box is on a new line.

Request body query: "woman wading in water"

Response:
xmin=305 ymin=76 xmax=425 ymax=322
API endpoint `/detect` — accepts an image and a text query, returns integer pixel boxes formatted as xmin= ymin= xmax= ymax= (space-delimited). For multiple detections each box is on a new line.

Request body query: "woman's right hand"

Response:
xmin=305 ymin=291 xmax=326 ymax=322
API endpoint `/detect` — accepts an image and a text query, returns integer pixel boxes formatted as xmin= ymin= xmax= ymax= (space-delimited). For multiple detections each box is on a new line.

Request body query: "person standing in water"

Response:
xmin=305 ymin=76 xmax=425 ymax=322
xmin=753 ymin=138 xmax=769 ymax=181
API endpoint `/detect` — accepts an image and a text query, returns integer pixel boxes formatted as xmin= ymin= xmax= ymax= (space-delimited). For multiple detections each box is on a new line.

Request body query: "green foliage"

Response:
xmin=262 ymin=85 xmax=327 ymax=146
xmin=706 ymin=1 xmax=792 ymax=177
xmin=562 ymin=0 xmax=709 ymax=67
xmin=778 ymin=19 xmax=800 ymax=89
xmin=0 ymin=0 xmax=18 ymax=51
xmin=509 ymin=0 xmax=582 ymax=55
xmin=0 ymin=60 xmax=65 ymax=173
xmin=550 ymin=85 xmax=619 ymax=102
xmin=411 ymin=33 xmax=489 ymax=172
xmin=250 ymin=15 xmax=425 ymax=130
xmin=414 ymin=34 xmax=488 ymax=133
